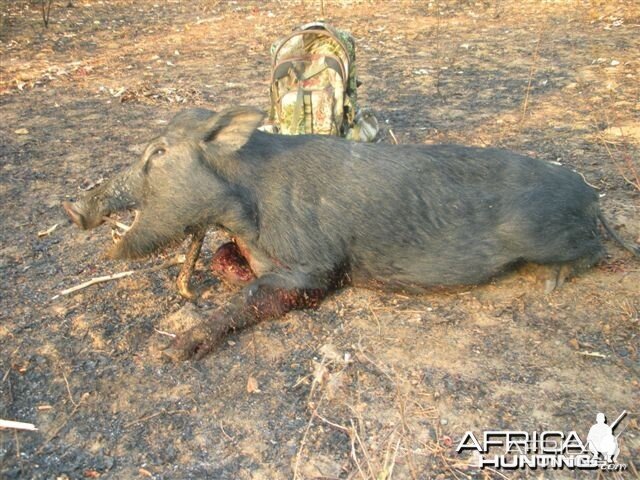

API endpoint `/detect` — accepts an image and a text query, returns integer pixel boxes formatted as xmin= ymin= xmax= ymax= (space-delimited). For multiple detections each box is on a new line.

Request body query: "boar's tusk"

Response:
xmin=102 ymin=216 xmax=132 ymax=232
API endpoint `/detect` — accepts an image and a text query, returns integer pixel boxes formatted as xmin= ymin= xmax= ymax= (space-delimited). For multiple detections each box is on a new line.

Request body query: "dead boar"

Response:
xmin=63 ymin=107 xmax=639 ymax=359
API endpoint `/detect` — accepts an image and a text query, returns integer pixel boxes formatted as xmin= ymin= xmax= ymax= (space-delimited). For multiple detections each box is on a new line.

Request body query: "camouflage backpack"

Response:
xmin=267 ymin=22 xmax=378 ymax=142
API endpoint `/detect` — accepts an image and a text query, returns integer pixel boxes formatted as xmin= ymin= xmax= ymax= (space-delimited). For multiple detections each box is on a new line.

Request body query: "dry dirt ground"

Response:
xmin=1 ymin=1 xmax=639 ymax=479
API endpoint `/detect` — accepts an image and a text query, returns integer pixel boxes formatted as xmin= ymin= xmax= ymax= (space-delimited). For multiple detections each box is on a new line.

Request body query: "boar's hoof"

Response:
xmin=541 ymin=264 xmax=572 ymax=294
xmin=175 ymin=227 xmax=207 ymax=301
xmin=162 ymin=323 xmax=220 ymax=361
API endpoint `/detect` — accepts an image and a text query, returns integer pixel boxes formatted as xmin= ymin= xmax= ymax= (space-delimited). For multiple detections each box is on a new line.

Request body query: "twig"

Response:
xmin=41 ymin=0 xmax=53 ymax=28
xmin=52 ymin=270 xmax=135 ymax=300
xmin=219 ymin=420 xmax=234 ymax=441
xmin=313 ymin=411 xmax=350 ymax=434
xmin=293 ymin=391 xmax=326 ymax=479
xmin=351 ymin=418 xmax=376 ymax=479
xmin=484 ymin=466 xmax=511 ymax=480
xmin=124 ymin=409 xmax=189 ymax=429
xmin=367 ymin=303 xmax=382 ymax=336
xmin=348 ymin=419 xmax=368 ymax=480
xmin=51 ymin=255 xmax=185 ymax=300
xmin=520 ymin=30 xmax=544 ymax=126
xmin=388 ymin=129 xmax=399 ymax=145
xmin=3 ymin=347 xmax=19 ymax=383
xmin=386 ymin=437 xmax=401 ymax=479
xmin=597 ymin=132 xmax=640 ymax=191
xmin=0 ymin=419 xmax=38 ymax=431
xmin=35 ymin=392 xmax=90 ymax=454
xmin=62 ymin=371 xmax=78 ymax=408
xmin=14 ymin=430 xmax=21 ymax=462
xmin=37 ymin=224 xmax=58 ymax=237
xmin=153 ymin=328 xmax=176 ymax=338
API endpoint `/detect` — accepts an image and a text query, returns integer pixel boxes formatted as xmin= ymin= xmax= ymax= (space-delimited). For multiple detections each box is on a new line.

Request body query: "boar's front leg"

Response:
xmin=176 ymin=227 xmax=207 ymax=300
xmin=163 ymin=270 xmax=335 ymax=361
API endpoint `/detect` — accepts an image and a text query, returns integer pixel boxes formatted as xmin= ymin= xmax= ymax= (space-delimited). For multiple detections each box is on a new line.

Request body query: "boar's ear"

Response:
xmin=201 ymin=107 xmax=265 ymax=151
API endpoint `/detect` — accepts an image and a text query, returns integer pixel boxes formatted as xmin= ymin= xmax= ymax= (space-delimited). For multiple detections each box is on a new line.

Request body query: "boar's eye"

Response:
xmin=151 ymin=147 xmax=166 ymax=157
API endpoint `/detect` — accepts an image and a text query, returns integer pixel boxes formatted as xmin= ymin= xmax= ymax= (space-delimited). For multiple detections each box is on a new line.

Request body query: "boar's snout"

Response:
xmin=63 ymin=201 xmax=102 ymax=230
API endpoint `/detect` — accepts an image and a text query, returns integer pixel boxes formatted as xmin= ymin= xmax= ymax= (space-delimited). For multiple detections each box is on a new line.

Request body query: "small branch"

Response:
xmin=52 ymin=270 xmax=135 ymax=300
xmin=37 ymin=392 xmax=90 ymax=454
xmin=124 ymin=409 xmax=189 ymax=429
xmin=62 ymin=371 xmax=78 ymax=408
xmin=388 ymin=129 xmax=399 ymax=145
xmin=51 ymin=255 xmax=185 ymax=300
xmin=219 ymin=420 xmax=234 ymax=441
xmin=153 ymin=328 xmax=176 ymax=339
xmin=520 ymin=30 xmax=544 ymax=126
xmin=41 ymin=0 xmax=53 ymax=28
xmin=37 ymin=224 xmax=58 ymax=237
xmin=0 ymin=419 xmax=38 ymax=431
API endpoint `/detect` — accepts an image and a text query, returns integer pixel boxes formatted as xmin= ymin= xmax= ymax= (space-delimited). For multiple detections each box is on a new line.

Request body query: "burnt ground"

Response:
xmin=0 ymin=1 xmax=639 ymax=479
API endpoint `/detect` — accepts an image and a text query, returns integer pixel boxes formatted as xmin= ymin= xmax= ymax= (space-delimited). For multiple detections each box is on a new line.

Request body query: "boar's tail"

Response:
xmin=598 ymin=212 xmax=640 ymax=257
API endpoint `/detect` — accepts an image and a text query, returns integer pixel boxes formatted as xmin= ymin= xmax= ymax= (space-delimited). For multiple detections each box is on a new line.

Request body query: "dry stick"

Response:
xmin=485 ymin=466 xmax=511 ymax=480
xmin=351 ymin=417 xmax=376 ymax=479
xmin=61 ymin=371 xmax=78 ymax=408
xmin=14 ymin=430 xmax=20 ymax=463
xmin=124 ymin=409 xmax=189 ymax=429
xmin=313 ymin=411 xmax=350 ymax=434
xmin=0 ymin=419 xmax=37 ymax=431
xmin=396 ymin=397 xmax=419 ymax=480
xmin=388 ymin=129 xmax=399 ymax=145
xmin=433 ymin=0 xmax=444 ymax=99
xmin=2 ymin=347 xmax=20 ymax=383
xmin=598 ymin=132 xmax=640 ymax=190
xmin=36 ymin=392 xmax=90 ymax=454
xmin=51 ymin=255 xmax=185 ymax=300
xmin=41 ymin=0 xmax=53 ymax=28
xmin=520 ymin=30 xmax=544 ymax=126
xmin=386 ymin=436 xmax=401 ymax=479
xmin=367 ymin=302 xmax=382 ymax=336
xmin=293 ymin=390 xmax=326 ymax=480
xmin=219 ymin=420 xmax=234 ymax=441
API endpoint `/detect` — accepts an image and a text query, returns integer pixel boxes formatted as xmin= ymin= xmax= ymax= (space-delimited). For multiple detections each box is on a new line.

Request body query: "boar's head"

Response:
xmin=63 ymin=107 xmax=264 ymax=259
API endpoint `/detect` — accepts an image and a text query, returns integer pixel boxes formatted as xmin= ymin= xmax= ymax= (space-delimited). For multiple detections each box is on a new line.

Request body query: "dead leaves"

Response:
xmin=309 ymin=343 xmax=353 ymax=401
xmin=109 ymin=83 xmax=202 ymax=105
xmin=5 ymin=63 xmax=94 ymax=95
xmin=246 ymin=375 xmax=260 ymax=394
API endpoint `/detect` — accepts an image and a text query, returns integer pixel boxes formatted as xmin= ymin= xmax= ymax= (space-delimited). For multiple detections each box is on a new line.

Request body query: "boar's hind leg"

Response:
xmin=176 ymin=227 xmax=206 ymax=300
xmin=542 ymin=248 xmax=604 ymax=293
xmin=163 ymin=271 xmax=331 ymax=361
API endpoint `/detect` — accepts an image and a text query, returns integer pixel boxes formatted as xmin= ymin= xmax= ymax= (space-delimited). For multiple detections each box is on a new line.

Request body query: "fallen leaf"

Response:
xmin=247 ymin=375 xmax=260 ymax=393
xmin=312 ymin=360 xmax=329 ymax=385
xmin=319 ymin=343 xmax=342 ymax=362
xmin=14 ymin=128 xmax=29 ymax=135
